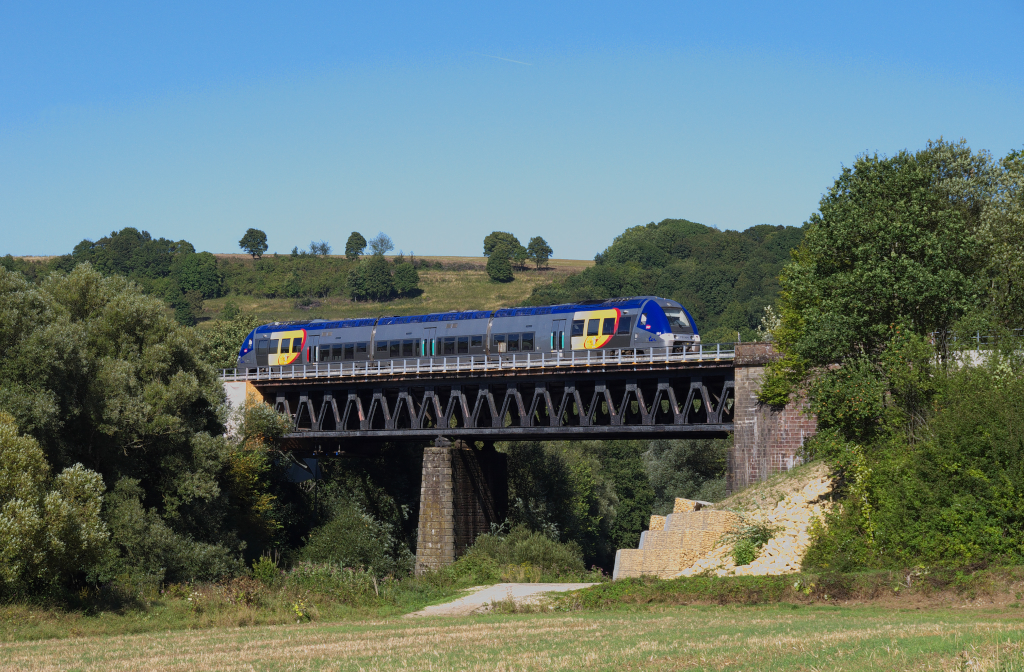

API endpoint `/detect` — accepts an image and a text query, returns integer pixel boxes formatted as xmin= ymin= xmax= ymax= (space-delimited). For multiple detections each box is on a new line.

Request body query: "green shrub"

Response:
xmin=462 ymin=525 xmax=587 ymax=580
xmin=732 ymin=540 xmax=757 ymax=566
xmin=731 ymin=523 xmax=777 ymax=567
xmin=251 ymin=556 xmax=280 ymax=587
xmin=299 ymin=502 xmax=412 ymax=578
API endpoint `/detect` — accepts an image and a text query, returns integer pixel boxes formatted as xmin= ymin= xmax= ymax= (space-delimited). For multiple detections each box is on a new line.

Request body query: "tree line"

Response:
xmin=524 ymin=219 xmax=803 ymax=342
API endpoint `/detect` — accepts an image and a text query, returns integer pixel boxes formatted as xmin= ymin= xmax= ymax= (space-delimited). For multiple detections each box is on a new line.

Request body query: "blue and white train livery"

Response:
xmin=235 ymin=296 xmax=699 ymax=371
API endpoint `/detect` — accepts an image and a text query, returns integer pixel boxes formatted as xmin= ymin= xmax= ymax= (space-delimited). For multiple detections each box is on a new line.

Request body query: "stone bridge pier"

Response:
xmin=414 ymin=439 xmax=507 ymax=574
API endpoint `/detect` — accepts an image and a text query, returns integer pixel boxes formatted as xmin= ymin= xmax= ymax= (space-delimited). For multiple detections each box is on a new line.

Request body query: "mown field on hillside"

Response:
xmin=199 ymin=256 xmax=593 ymax=326
xmin=5 ymin=604 xmax=1024 ymax=671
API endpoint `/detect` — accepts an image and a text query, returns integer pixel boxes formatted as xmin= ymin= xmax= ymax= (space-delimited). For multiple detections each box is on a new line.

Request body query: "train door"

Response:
xmin=424 ymin=328 xmax=436 ymax=356
xmin=305 ymin=336 xmax=319 ymax=366
xmin=551 ymin=319 xmax=566 ymax=355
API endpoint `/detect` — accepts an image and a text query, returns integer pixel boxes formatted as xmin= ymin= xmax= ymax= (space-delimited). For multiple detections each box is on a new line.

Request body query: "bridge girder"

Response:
xmin=254 ymin=367 xmax=735 ymax=446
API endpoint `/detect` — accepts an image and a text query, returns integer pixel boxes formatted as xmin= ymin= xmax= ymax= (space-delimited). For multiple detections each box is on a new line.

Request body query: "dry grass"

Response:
xmin=5 ymin=604 xmax=1024 ymax=671
xmin=199 ymin=258 xmax=590 ymax=326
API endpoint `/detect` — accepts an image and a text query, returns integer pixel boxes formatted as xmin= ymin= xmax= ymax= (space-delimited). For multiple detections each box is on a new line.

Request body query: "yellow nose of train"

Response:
xmin=269 ymin=329 xmax=306 ymax=365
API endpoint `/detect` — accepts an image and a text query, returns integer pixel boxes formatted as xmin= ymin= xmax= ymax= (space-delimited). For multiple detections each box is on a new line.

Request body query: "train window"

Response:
xmin=403 ymin=340 xmax=414 ymax=357
xmin=279 ymin=338 xmax=290 ymax=353
xmin=522 ymin=333 xmax=534 ymax=351
xmin=663 ymin=308 xmax=691 ymax=333
xmin=457 ymin=336 xmax=469 ymax=354
xmin=587 ymin=320 xmax=599 ymax=336
xmin=414 ymin=339 xmax=421 ymax=355
xmin=293 ymin=339 xmax=303 ymax=353
xmin=376 ymin=341 xmax=389 ymax=354
xmin=602 ymin=317 xmax=616 ymax=335
xmin=357 ymin=342 xmax=368 ymax=354
xmin=443 ymin=337 xmax=456 ymax=355
xmin=617 ymin=316 xmax=633 ymax=334
xmin=332 ymin=345 xmax=343 ymax=361
xmin=571 ymin=320 xmax=585 ymax=337
xmin=344 ymin=344 xmax=355 ymax=360
xmin=492 ymin=334 xmax=506 ymax=351
xmin=318 ymin=346 xmax=331 ymax=362
xmin=471 ymin=335 xmax=483 ymax=348
xmin=269 ymin=339 xmax=279 ymax=354
xmin=507 ymin=334 xmax=520 ymax=352
xmin=390 ymin=341 xmax=400 ymax=357
xmin=256 ymin=340 xmax=269 ymax=354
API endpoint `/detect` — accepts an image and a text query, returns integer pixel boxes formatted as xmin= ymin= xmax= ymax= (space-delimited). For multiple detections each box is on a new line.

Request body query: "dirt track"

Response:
xmin=406 ymin=583 xmax=596 ymax=617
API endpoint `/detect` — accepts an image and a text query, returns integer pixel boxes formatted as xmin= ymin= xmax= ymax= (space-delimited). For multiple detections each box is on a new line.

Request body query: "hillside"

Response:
xmin=200 ymin=256 xmax=593 ymax=326
xmin=525 ymin=219 xmax=804 ymax=342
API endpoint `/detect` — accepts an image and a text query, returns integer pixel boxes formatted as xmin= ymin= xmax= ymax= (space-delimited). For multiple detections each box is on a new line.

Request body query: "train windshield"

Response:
xmin=663 ymin=308 xmax=691 ymax=334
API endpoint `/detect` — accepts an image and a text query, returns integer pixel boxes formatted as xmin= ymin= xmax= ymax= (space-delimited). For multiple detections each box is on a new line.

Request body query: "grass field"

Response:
xmin=4 ymin=604 xmax=1024 ymax=671
xmin=200 ymin=256 xmax=592 ymax=326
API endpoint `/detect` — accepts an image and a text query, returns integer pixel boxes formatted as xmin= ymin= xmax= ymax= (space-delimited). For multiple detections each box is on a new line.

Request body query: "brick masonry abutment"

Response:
xmin=729 ymin=343 xmax=817 ymax=493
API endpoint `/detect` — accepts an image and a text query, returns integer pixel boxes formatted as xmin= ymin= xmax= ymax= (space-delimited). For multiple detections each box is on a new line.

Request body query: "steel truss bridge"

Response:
xmin=223 ymin=345 xmax=739 ymax=444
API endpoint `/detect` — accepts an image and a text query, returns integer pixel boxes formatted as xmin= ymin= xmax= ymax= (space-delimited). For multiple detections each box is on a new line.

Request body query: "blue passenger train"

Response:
xmin=235 ymin=296 xmax=699 ymax=371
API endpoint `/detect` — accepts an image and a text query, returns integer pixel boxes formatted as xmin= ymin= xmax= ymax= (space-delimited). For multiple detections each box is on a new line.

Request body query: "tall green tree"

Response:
xmin=527 ymin=236 xmax=553 ymax=269
xmin=173 ymin=251 xmax=223 ymax=299
xmin=238 ymin=228 xmax=269 ymax=259
xmin=483 ymin=231 xmax=521 ymax=257
xmin=759 ymin=139 xmax=997 ymax=403
xmin=486 ymin=246 xmax=514 ymax=283
xmin=349 ymin=255 xmax=395 ymax=301
xmin=392 ymin=262 xmax=420 ymax=296
xmin=345 ymin=232 xmax=367 ymax=261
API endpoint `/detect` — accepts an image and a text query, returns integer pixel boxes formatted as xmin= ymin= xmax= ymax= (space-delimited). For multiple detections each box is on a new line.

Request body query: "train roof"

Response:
xmin=251 ymin=297 xmax=675 ymax=332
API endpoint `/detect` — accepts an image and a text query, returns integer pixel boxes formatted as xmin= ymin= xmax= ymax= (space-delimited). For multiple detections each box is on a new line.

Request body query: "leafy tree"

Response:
xmin=483 ymin=231 xmax=521 ymax=257
xmin=0 ymin=414 xmax=108 ymax=592
xmin=392 ymin=262 xmax=420 ymax=296
xmin=349 ymin=255 xmax=395 ymax=301
xmin=345 ymin=232 xmax=367 ymax=261
xmin=368 ymin=233 xmax=394 ymax=256
xmin=0 ymin=264 xmax=245 ymax=583
xmin=512 ymin=244 xmax=530 ymax=271
xmin=72 ymin=228 xmax=194 ymax=290
xmin=486 ymin=246 xmax=514 ymax=283
xmin=173 ymin=251 xmax=223 ymax=299
xmin=310 ymin=240 xmax=331 ymax=257
xmin=759 ymin=139 xmax=996 ymax=404
xmin=527 ymin=236 xmax=553 ymax=269
xmin=239 ymin=228 xmax=269 ymax=259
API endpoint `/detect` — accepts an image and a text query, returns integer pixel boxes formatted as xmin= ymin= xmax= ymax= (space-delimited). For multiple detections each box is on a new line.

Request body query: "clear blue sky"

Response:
xmin=2 ymin=2 xmax=1022 ymax=258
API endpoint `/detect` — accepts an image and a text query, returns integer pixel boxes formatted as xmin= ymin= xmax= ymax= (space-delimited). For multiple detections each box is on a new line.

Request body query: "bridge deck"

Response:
xmin=220 ymin=344 xmax=737 ymax=385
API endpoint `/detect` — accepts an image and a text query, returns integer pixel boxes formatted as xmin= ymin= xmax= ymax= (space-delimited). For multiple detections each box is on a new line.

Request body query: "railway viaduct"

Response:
xmin=221 ymin=342 xmax=815 ymax=573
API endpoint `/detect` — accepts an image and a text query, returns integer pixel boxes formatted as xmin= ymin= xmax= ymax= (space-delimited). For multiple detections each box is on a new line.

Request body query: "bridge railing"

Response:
xmin=219 ymin=343 xmax=737 ymax=382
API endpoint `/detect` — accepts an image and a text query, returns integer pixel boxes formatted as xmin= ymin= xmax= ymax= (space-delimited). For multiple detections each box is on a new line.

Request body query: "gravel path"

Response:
xmin=406 ymin=583 xmax=596 ymax=617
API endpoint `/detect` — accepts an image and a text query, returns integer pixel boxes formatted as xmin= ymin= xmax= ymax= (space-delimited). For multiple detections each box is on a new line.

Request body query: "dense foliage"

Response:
xmin=527 ymin=219 xmax=803 ymax=342
xmin=0 ymin=413 xmax=107 ymax=592
xmin=0 ymin=265 xmax=275 ymax=588
xmin=757 ymin=139 xmax=1024 ymax=570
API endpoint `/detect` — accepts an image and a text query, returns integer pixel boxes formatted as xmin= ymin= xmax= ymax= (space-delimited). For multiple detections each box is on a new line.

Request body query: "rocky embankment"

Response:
xmin=678 ymin=474 xmax=832 ymax=577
